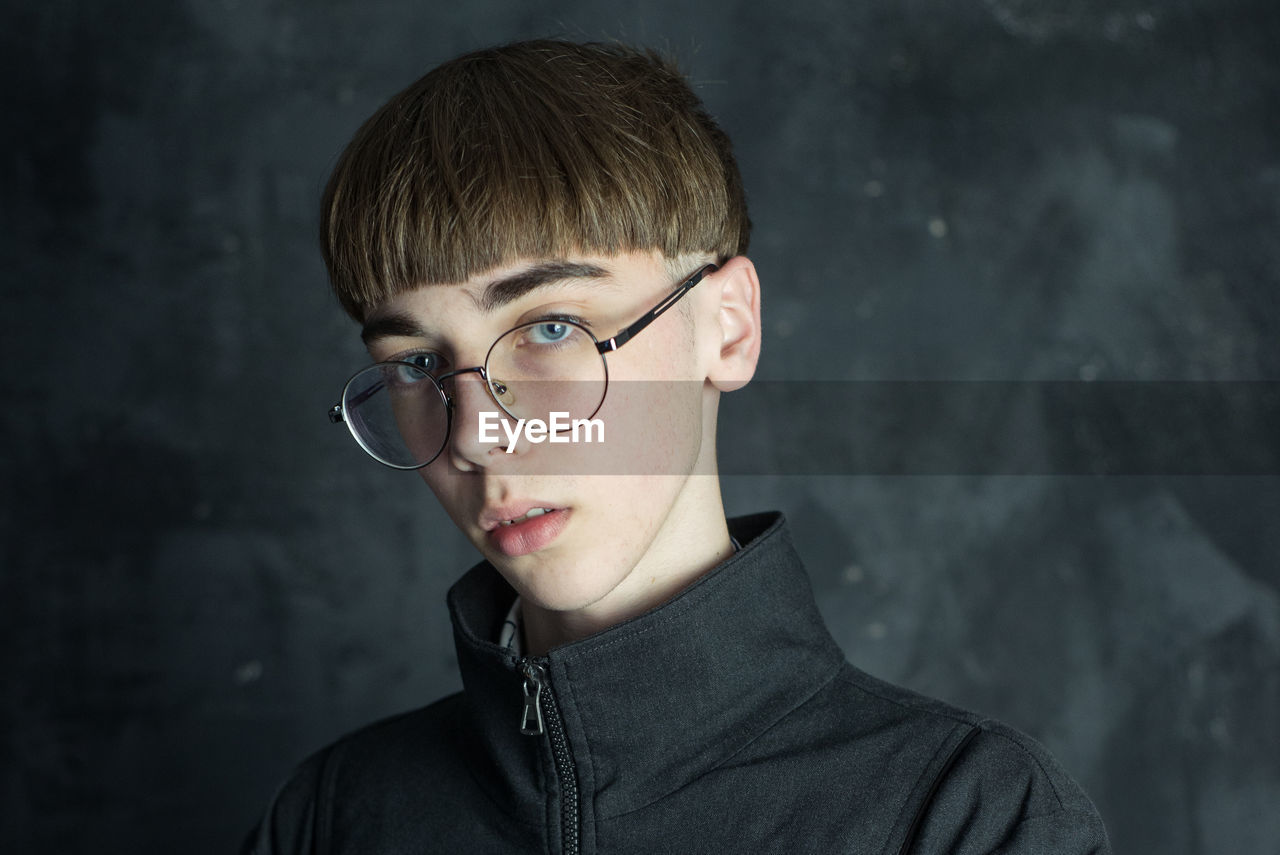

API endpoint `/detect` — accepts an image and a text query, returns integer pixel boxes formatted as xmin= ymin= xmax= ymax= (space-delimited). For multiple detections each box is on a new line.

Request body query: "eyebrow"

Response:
xmin=360 ymin=261 xmax=612 ymax=345
xmin=473 ymin=261 xmax=612 ymax=312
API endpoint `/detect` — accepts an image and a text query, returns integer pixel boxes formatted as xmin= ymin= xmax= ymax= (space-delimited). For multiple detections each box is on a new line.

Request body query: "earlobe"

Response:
xmin=706 ymin=256 xmax=762 ymax=392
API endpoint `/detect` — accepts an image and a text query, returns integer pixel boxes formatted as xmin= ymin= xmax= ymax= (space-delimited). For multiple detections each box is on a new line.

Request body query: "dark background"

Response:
xmin=3 ymin=1 xmax=1278 ymax=852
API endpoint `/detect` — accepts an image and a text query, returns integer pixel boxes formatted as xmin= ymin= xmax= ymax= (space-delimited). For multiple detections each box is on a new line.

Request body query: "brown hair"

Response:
xmin=320 ymin=39 xmax=751 ymax=321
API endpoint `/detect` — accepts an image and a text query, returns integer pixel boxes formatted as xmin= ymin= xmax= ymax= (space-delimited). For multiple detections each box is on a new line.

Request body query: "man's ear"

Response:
xmin=705 ymin=256 xmax=762 ymax=392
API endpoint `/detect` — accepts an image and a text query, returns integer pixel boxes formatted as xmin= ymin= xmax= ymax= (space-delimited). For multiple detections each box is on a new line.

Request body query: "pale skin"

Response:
xmin=361 ymin=250 xmax=762 ymax=655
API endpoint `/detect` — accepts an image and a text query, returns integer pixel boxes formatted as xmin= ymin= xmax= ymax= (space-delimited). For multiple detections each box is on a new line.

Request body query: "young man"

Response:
xmin=246 ymin=40 xmax=1110 ymax=853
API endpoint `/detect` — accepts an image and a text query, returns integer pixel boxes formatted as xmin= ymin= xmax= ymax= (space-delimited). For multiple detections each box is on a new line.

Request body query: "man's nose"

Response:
xmin=446 ymin=369 xmax=516 ymax=467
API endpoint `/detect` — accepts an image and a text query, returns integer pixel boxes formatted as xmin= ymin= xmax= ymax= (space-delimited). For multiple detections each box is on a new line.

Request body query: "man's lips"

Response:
xmin=484 ymin=507 xmax=571 ymax=558
xmin=479 ymin=502 xmax=566 ymax=532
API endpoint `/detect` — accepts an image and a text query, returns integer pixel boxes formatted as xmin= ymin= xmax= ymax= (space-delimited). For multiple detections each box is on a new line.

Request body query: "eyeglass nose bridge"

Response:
xmin=434 ymin=364 xmax=511 ymax=412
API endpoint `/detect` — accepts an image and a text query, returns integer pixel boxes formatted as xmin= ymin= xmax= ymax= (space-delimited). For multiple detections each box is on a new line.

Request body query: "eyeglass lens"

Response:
xmin=340 ymin=320 xmax=607 ymax=468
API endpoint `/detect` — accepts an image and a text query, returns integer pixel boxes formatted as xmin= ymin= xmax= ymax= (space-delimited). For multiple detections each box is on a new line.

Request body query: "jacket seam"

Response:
xmin=557 ymin=520 xmax=786 ymax=664
xmin=835 ymin=670 xmax=981 ymax=729
xmin=885 ymin=727 xmax=972 ymax=855
xmin=836 ymin=671 xmax=1073 ymax=814
xmin=969 ymin=722 xmax=1071 ymax=813
xmin=315 ymin=742 xmax=339 ymax=855
xmin=596 ymin=657 xmax=845 ymax=821
xmin=1012 ymin=806 xmax=1105 ymax=827
xmin=889 ymin=723 xmax=980 ymax=855
xmin=835 ymin=670 xmax=1080 ymax=830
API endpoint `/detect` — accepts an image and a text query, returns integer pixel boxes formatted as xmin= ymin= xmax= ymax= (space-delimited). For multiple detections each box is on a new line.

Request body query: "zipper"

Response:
xmin=519 ymin=659 xmax=545 ymax=735
xmin=518 ymin=658 xmax=581 ymax=855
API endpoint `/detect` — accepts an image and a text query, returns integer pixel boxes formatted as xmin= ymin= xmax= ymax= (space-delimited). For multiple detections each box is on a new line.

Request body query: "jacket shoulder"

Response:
xmin=907 ymin=718 xmax=1111 ymax=854
xmin=826 ymin=665 xmax=1109 ymax=853
xmin=241 ymin=692 xmax=466 ymax=855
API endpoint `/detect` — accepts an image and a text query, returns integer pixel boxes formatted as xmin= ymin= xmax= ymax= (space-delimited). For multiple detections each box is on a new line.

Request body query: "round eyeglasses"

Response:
xmin=329 ymin=263 xmax=718 ymax=469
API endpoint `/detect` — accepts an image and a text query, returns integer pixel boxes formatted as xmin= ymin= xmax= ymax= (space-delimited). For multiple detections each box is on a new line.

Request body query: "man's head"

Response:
xmin=323 ymin=40 xmax=761 ymax=652
xmin=321 ymin=39 xmax=751 ymax=322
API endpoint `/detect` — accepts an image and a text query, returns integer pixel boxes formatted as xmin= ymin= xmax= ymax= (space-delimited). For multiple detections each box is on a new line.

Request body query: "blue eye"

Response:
xmin=393 ymin=352 xmax=440 ymax=383
xmin=526 ymin=322 xmax=574 ymax=344
xmin=405 ymin=352 xmax=438 ymax=370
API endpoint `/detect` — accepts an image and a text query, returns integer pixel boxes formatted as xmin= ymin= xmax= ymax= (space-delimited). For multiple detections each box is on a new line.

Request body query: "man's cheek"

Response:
xmin=565 ymin=379 xmax=699 ymax=476
xmin=418 ymin=470 xmax=466 ymax=522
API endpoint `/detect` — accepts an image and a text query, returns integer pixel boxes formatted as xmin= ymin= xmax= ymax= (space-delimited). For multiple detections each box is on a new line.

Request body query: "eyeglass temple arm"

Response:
xmin=596 ymin=263 xmax=718 ymax=354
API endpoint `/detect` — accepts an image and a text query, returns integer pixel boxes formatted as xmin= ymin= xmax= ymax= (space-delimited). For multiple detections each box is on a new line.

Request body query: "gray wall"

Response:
xmin=3 ymin=1 xmax=1278 ymax=853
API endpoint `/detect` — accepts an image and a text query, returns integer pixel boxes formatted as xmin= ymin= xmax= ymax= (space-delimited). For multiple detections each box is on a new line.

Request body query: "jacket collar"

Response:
xmin=446 ymin=511 xmax=846 ymax=820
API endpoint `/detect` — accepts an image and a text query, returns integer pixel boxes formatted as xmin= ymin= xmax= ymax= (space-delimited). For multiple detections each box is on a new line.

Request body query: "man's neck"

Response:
xmin=520 ymin=478 xmax=734 ymax=656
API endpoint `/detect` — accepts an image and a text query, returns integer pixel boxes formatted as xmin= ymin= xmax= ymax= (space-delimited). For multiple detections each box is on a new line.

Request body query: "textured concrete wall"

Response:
xmin=2 ymin=1 xmax=1277 ymax=852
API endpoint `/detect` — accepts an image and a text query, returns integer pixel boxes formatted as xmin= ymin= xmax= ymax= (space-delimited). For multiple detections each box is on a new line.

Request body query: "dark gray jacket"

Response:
xmin=245 ymin=512 xmax=1110 ymax=854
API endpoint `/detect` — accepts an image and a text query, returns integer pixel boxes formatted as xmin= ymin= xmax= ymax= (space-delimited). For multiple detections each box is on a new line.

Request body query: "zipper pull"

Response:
xmin=519 ymin=659 xmax=546 ymax=736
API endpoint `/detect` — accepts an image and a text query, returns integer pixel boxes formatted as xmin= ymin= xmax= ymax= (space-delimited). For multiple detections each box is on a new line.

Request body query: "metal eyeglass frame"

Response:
xmin=328 ymin=262 xmax=720 ymax=469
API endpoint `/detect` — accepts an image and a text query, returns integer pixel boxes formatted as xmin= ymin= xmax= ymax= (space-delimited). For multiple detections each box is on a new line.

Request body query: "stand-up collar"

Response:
xmin=446 ymin=512 xmax=846 ymax=820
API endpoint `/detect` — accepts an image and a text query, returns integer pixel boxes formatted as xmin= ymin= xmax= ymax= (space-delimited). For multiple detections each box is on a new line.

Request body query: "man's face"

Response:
xmin=360 ymin=250 xmax=725 ymax=618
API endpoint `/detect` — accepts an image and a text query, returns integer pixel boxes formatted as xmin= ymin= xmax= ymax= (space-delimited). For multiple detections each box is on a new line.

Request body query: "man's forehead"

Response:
xmin=359 ymin=257 xmax=629 ymax=345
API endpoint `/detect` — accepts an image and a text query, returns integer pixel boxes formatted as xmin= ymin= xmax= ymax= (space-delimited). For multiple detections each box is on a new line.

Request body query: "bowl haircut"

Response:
xmin=321 ymin=39 xmax=752 ymax=322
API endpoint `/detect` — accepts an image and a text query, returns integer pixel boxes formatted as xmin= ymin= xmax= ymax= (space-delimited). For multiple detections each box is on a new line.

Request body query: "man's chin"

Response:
xmin=501 ymin=565 xmax=629 ymax=617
